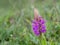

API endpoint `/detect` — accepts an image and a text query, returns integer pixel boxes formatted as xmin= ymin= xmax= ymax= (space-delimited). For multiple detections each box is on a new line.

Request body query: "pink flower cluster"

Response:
xmin=32 ymin=16 xmax=46 ymax=36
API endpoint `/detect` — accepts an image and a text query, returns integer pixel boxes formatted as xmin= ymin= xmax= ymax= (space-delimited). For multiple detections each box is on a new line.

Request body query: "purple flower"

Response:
xmin=32 ymin=16 xmax=46 ymax=36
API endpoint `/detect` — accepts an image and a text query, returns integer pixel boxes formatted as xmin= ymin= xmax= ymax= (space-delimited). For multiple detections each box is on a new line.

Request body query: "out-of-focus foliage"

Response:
xmin=0 ymin=0 xmax=60 ymax=45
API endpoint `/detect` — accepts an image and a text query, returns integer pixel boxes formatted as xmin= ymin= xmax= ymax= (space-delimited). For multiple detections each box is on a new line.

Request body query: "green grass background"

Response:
xmin=0 ymin=0 xmax=60 ymax=45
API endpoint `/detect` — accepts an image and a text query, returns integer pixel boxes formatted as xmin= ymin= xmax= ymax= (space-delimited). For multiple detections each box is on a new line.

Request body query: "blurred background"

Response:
xmin=0 ymin=0 xmax=60 ymax=45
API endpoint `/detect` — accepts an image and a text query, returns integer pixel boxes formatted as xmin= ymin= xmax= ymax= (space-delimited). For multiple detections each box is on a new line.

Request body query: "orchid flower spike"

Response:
xmin=32 ymin=8 xmax=46 ymax=36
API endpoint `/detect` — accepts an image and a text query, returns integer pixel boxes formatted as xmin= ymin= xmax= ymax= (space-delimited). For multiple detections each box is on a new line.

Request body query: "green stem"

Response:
xmin=38 ymin=34 xmax=47 ymax=45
